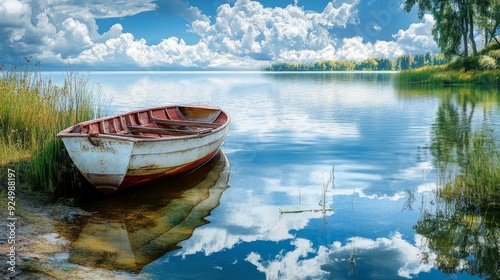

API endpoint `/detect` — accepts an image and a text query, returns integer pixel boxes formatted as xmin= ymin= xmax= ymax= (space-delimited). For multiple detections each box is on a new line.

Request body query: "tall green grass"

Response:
xmin=0 ymin=61 xmax=103 ymax=196
xmin=397 ymin=43 xmax=500 ymax=85
xmin=397 ymin=66 xmax=500 ymax=85
xmin=396 ymin=65 xmax=447 ymax=84
xmin=438 ymin=132 xmax=500 ymax=211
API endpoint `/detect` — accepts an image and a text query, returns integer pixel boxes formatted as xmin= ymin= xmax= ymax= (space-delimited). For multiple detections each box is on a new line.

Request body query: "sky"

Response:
xmin=0 ymin=0 xmax=439 ymax=70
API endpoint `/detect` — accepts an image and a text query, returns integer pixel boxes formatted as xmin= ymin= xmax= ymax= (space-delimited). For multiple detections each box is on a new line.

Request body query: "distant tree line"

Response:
xmin=263 ymin=52 xmax=449 ymax=71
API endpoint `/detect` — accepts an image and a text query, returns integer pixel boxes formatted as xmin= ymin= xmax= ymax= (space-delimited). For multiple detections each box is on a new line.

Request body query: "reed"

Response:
xmin=279 ymin=165 xmax=335 ymax=215
xmin=0 ymin=61 xmax=103 ymax=196
xmin=438 ymin=132 xmax=500 ymax=210
xmin=396 ymin=66 xmax=500 ymax=85
xmin=396 ymin=65 xmax=447 ymax=84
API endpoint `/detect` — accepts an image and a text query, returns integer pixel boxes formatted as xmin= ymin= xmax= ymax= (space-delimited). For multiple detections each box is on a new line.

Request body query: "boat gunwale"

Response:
xmin=56 ymin=104 xmax=230 ymax=142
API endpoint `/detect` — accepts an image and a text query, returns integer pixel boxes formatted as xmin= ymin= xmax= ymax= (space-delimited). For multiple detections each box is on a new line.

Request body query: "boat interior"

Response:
xmin=70 ymin=106 xmax=227 ymax=138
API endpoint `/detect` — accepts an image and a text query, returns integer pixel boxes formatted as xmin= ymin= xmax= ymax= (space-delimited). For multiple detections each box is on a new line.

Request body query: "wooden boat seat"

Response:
xmin=127 ymin=126 xmax=212 ymax=135
xmin=151 ymin=117 xmax=222 ymax=129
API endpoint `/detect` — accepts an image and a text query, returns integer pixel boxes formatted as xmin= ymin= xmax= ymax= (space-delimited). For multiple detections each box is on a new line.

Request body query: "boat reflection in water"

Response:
xmin=66 ymin=151 xmax=230 ymax=273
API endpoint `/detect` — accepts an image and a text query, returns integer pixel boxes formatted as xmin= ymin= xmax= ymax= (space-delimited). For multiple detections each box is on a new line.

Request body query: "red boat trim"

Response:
xmin=120 ymin=150 xmax=220 ymax=190
xmin=85 ymin=150 xmax=220 ymax=194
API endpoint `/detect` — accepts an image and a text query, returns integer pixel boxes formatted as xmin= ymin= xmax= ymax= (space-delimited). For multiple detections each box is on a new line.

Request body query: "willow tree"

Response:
xmin=404 ymin=0 xmax=493 ymax=58
xmin=477 ymin=0 xmax=500 ymax=46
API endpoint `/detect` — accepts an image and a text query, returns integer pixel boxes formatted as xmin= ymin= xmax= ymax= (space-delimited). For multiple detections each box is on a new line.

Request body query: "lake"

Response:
xmin=48 ymin=71 xmax=500 ymax=279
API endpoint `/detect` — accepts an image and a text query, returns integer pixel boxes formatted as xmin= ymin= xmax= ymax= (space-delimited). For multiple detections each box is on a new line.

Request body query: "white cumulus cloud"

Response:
xmin=0 ymin=0 xmax=438 ymax=69
xmin=393 ymin=14 xmax=437 ymax=53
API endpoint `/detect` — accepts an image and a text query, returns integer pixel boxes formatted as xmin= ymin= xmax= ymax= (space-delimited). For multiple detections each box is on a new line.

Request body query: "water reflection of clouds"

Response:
xmin=174 ymin=165 xmax=336 ymax=257
xmin=177 ymin=211 xmax=325 ymax=257
xmin=233 ymin=111 xmax=360 ymax=144
xmin=395 ymin=161 xmax=434 ymax=182
xmin=95 ymin=73 xmax=366 ymax=143
xmin=246 ymin=232 xmax=435 ymax=280
xmin=320 ymin=160 xmax=435 ymax=200
xmin=171 ymin=158 xmax=432 ymax=257
xmin=173 ymin=160 xmax=420 ymax=261
xmin=100 ymin=77 xmax=229 ymax=113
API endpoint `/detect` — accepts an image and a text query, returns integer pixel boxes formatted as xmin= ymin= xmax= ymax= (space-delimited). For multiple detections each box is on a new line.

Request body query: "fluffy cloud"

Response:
xmin=332 ymin=13 xmax=437 ymax=62
xmin=0 ymin=0 xmax=30 ymax=27
xmin=0 ymin=0 xmax=438 ymax=69
xmin=44 ymin=0 xmax=156 ymax=19
xmin=0 ymin=0 xmax=154 ymax=60
xmin=185 ymin=0 xmax=358 ymax=64
xmin=393 ymin=14 xmax=437 ymax=53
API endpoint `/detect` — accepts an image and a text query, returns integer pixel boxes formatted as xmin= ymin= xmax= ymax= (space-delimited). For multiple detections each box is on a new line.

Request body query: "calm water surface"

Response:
xmin=48 ymin=72 xmax=500 ymax=279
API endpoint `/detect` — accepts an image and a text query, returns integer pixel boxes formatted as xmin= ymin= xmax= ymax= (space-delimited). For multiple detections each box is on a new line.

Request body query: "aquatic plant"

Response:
xmin=438 ymin=132 xmax=500 ymax=210
xmin=415 ymin=126 xmax=500 ymax=279
xmin=279 ymin=164 xmax=335 ymax=215
xmin=415 ymin=146 xmax=500 ymax=279
xmin=0 ymin=60 xmax=103 ymax=196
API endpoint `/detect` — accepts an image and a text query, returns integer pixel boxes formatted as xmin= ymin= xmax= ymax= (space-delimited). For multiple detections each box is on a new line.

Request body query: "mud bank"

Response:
xmin=0 ymin=189 xmax=144 ymax=280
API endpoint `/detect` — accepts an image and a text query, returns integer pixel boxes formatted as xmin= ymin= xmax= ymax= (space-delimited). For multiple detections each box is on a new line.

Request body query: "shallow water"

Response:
xmin=47 ymin=71 xmax=500 ymax=279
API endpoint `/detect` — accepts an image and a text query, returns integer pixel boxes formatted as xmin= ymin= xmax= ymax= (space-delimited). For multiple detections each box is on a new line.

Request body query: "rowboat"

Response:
xmin=57 ymin=105 xmax=230 ymax=194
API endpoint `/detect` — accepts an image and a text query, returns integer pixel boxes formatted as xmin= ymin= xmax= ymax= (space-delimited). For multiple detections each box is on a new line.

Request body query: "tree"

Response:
xmin=376 ymin=58 xmax=396 ymax=70
xmin=356 ymin=57 xmax=378 ymax=70
xmin=397 ymin=54 xmax=414 ymax=70
xmin=412 ymin=54 xmax=426 ymax=68
xmin=433 ymin=53 xmax=449 ymax=65
xmin=312 ymin=61 xmax=327 ymax=71
xmin=403 ymin=0 xmax=495 ymax=58
xmin=477 ymin=0 xmax=500 ymax=46
xmin=425 ymin=51 xmax=434 ymax=66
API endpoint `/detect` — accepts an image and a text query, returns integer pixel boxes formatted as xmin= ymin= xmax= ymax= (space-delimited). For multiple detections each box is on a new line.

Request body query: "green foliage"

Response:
xmin=404 ymin=0 xmax=500 ymax=58
xmin=311 ymin=60 xmax=356 ymax=71
xmin=429 ymin=92 xmax=500 ymax=210
xmin=0 ymin=61 xmax=103 ymax=197
xmin=397 ymin=54 xmax=414 ymax=70
xmin=355 ymin=57 xmax=378 ymax=70
xmin=480 ymin=41 xmax=500 ymax=54
xmin=412 ymin=85 xmax=500 ymax=280
xmin=447 ymin=44 xmax=500 ymax=71
xmin=489 ymin=49 xmax=500 ymax=61
xmin=396 ymin=65 xmax=446 ymax=84
xmin=412 ymin=54 xmax=426 ymax=69
xmin=479 ymin=55 xmax=497 ymax=70
xmin=437 ymin=131 xmax=500 ymax=211
xmin=448 ymin=56 xmax=482 ymax=71
xmin=397 ymin=43 xmax=500 ymax=85
xmin=397 ymin=67 xmax=500 ymax=85
xmin=377 ymin=58 xmax=396 ymax=71
xmin=263 ymin=52 xmax=448 ymax=71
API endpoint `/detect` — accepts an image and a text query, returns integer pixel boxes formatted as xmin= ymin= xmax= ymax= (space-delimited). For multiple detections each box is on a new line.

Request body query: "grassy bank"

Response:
xmin=0 ymin=61 xmax=103 ymax=197
xmin=397 ymin=44 xmax=500 ymax=85
xmin=397 ymin=66 xmax=500 ymax=85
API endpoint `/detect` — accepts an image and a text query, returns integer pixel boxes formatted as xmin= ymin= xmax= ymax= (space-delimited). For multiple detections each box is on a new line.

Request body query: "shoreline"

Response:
xmin=0 ymin=188 xmax=140 ymax=279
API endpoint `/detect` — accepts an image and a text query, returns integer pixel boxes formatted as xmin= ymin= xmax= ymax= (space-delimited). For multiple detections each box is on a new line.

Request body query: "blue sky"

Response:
xmin=0 ymin=0 xmax=438 ymax=70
